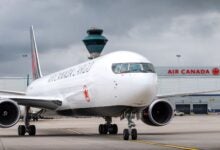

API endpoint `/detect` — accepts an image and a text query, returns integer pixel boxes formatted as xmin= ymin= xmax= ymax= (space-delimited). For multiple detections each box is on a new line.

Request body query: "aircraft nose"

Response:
xmin=128 ymin=73 xmax=157 ymax=106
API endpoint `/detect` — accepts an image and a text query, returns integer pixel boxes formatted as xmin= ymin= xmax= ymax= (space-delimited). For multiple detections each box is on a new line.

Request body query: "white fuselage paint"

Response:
xmin=26 ymin=51 xmax=158 ymax=112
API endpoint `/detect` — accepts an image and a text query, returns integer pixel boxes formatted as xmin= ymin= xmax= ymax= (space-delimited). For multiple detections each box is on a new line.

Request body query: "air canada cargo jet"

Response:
xmin=0 ymin=26 xmax=214 ymax=140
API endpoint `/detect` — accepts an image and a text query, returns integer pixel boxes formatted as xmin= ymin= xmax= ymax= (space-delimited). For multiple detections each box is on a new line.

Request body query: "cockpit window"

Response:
xmin=112 ymin=63 xmax=155 ymax=74
xmin=142 ymin=63 xmax=155 ymax=73
xmin=129 ymin=63 xmax=142 ymax=72
xmin=121 ymin=64 xmax=129 ymax=73
xmin=112 ymin=63 xmax=121 ymax=74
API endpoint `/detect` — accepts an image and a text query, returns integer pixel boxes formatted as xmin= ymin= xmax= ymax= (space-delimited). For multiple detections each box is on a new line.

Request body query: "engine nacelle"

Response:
xmin=141 ymin=99 xmax=174 ymax=126
xmin=0 ymin=99 xmax=20 ymax=128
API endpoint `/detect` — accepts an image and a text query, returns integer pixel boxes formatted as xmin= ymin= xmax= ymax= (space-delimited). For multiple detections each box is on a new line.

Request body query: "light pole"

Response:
xmin=176 ymin=54 xmax=182 ymax=92
xmin=176 ymin=54 xmax=181 ymax=66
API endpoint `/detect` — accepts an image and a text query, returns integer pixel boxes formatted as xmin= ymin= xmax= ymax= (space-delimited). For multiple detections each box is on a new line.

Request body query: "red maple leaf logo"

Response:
xmin=83 ymin=85 xmax=90 ymax=102
xmin=212 ymin=68 xmax=220 ymax=76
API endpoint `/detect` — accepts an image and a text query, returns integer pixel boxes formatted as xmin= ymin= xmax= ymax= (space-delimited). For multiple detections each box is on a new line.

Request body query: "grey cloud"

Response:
xmin=1 ymin=0 xmax=220 ymax=76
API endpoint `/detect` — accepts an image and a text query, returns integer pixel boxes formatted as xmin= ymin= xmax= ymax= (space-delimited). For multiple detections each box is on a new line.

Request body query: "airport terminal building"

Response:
xmin=1 ymin=66 xmax=220 ymax=114
xmin=156 ymin=66 xmax=220 ymax=114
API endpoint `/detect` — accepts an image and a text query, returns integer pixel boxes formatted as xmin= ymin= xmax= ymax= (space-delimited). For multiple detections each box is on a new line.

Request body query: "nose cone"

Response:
xmin=123 ymin=73 xmax=157 ymax=107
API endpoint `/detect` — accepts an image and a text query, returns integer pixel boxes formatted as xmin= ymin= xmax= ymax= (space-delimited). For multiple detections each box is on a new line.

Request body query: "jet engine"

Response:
xmin=141 ymin=99 xmax=174 ymax=126
xmin=0 ymin=99 xmax=20 ymax=128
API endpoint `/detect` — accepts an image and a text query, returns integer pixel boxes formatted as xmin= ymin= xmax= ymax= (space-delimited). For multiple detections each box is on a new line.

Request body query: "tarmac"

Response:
xmin=0 ymin=115 xmax=220 ymax=150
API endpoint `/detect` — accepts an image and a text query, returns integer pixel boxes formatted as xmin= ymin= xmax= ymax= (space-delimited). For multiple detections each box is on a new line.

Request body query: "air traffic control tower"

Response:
xmin=83 ymin=28 xmax=108 ymax=59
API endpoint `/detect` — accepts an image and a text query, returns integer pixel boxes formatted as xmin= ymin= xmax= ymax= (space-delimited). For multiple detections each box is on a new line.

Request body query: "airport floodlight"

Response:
xmin=176 ymin=54 xmax=181 ymax=58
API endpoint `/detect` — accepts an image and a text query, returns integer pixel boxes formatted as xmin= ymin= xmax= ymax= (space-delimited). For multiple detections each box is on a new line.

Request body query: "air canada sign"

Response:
xmin=167 ymin=67 xmax=220 ymax=76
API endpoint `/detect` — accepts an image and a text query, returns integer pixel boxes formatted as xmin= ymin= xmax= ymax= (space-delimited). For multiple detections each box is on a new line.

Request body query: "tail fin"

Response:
xmin=30 ymin=26 xmax=43 ymax=80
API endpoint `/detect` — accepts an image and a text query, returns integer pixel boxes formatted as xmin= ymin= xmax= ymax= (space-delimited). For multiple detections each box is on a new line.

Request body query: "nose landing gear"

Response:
xmin=123 ymin=113 xmax=137 ymax=140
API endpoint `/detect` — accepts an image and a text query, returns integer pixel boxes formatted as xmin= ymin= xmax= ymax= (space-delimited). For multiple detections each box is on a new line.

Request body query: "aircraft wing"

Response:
xmin=157 ymin=89 xmax=220 ymax=99
xmin=0 ymin=90 xmax=25 ymax=95
xmin=0 ymin=95 xmax=62 ymax=110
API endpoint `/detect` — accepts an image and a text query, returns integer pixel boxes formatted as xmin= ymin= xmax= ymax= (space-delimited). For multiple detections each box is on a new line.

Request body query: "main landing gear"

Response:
xmin=123 ymin=113 xmax=137 ymax=140
xmin=18 ymin=106 xmax=36 ymax=136
xmin=99 ymin=117 xmax=118 ymax=135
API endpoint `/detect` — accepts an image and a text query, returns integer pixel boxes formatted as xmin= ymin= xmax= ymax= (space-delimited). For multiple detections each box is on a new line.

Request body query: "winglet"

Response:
xmin=30 ymin=26 xmax=43 ymax=80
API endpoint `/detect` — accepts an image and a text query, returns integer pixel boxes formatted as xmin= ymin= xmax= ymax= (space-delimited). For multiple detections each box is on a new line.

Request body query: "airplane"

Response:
xmin=0 ymin=26 xmax=214 ymax=140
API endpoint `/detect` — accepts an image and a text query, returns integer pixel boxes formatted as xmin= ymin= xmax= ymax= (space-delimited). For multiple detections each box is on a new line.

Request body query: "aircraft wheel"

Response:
xmin=112 ymin=124 xmax=118 ymax=134
xmin=99 ymin=124 xmax=103 ymax=134
xmin=102 ymin=124 xmax=108 ymax=134
xmin=99 ymin=124 xmax=107 ymax=134
xmin=18 ymin=125 xmax=25 ymax=136
xmin=131 ymin=128 xmax=137 ymax=140
xmin=108 ymin=124 xmax=113 ymax=134
xmin=28 ymin=125 xmax=36 ymax=136
xmin=108 ymin=124 xmax=118 ymax=134
xmin=123 ymin=129 xmax=129 ymax=140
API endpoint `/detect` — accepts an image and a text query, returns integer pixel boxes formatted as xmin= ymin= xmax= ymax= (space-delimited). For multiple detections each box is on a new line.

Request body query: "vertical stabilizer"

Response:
xmin=30 ymin=26 xmax=43 ymax=80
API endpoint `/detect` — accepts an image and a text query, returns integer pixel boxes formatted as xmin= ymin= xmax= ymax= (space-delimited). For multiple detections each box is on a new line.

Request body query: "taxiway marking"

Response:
xmin=65 ymin=128 xmax=82 ymax=134
xmin=57 ymin=130 xmax=200 ymax=150
xmin=106 ymin=135 xmax=199 ymax=150
xmin=132 ymin=140 xmax=199 ymax=150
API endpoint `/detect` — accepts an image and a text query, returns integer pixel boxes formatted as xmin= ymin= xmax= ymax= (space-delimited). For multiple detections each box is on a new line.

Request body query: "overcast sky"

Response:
xmin=1 ymin=0 xmax=220 ymax=76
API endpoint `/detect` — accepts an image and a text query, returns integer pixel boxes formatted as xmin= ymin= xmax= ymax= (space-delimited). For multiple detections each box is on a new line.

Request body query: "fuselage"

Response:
xmin=26 ymin=51 xmax=158 ymax=117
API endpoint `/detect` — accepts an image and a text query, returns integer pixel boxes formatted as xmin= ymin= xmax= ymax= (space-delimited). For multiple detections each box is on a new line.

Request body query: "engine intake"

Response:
xmin=141 ymin=99 xmax=174 ymax=126
xmin=0 ymin=99 xmax=20 ymax=128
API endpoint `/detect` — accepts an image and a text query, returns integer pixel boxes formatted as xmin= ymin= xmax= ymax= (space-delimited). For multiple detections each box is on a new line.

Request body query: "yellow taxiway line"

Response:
xmin=61 ymin=130 xmax=200 ymax=150
xmin=132 ymin=140 xmax=199 ymax=150
xmin=107 ymin=135 xmax=199 ymax=150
